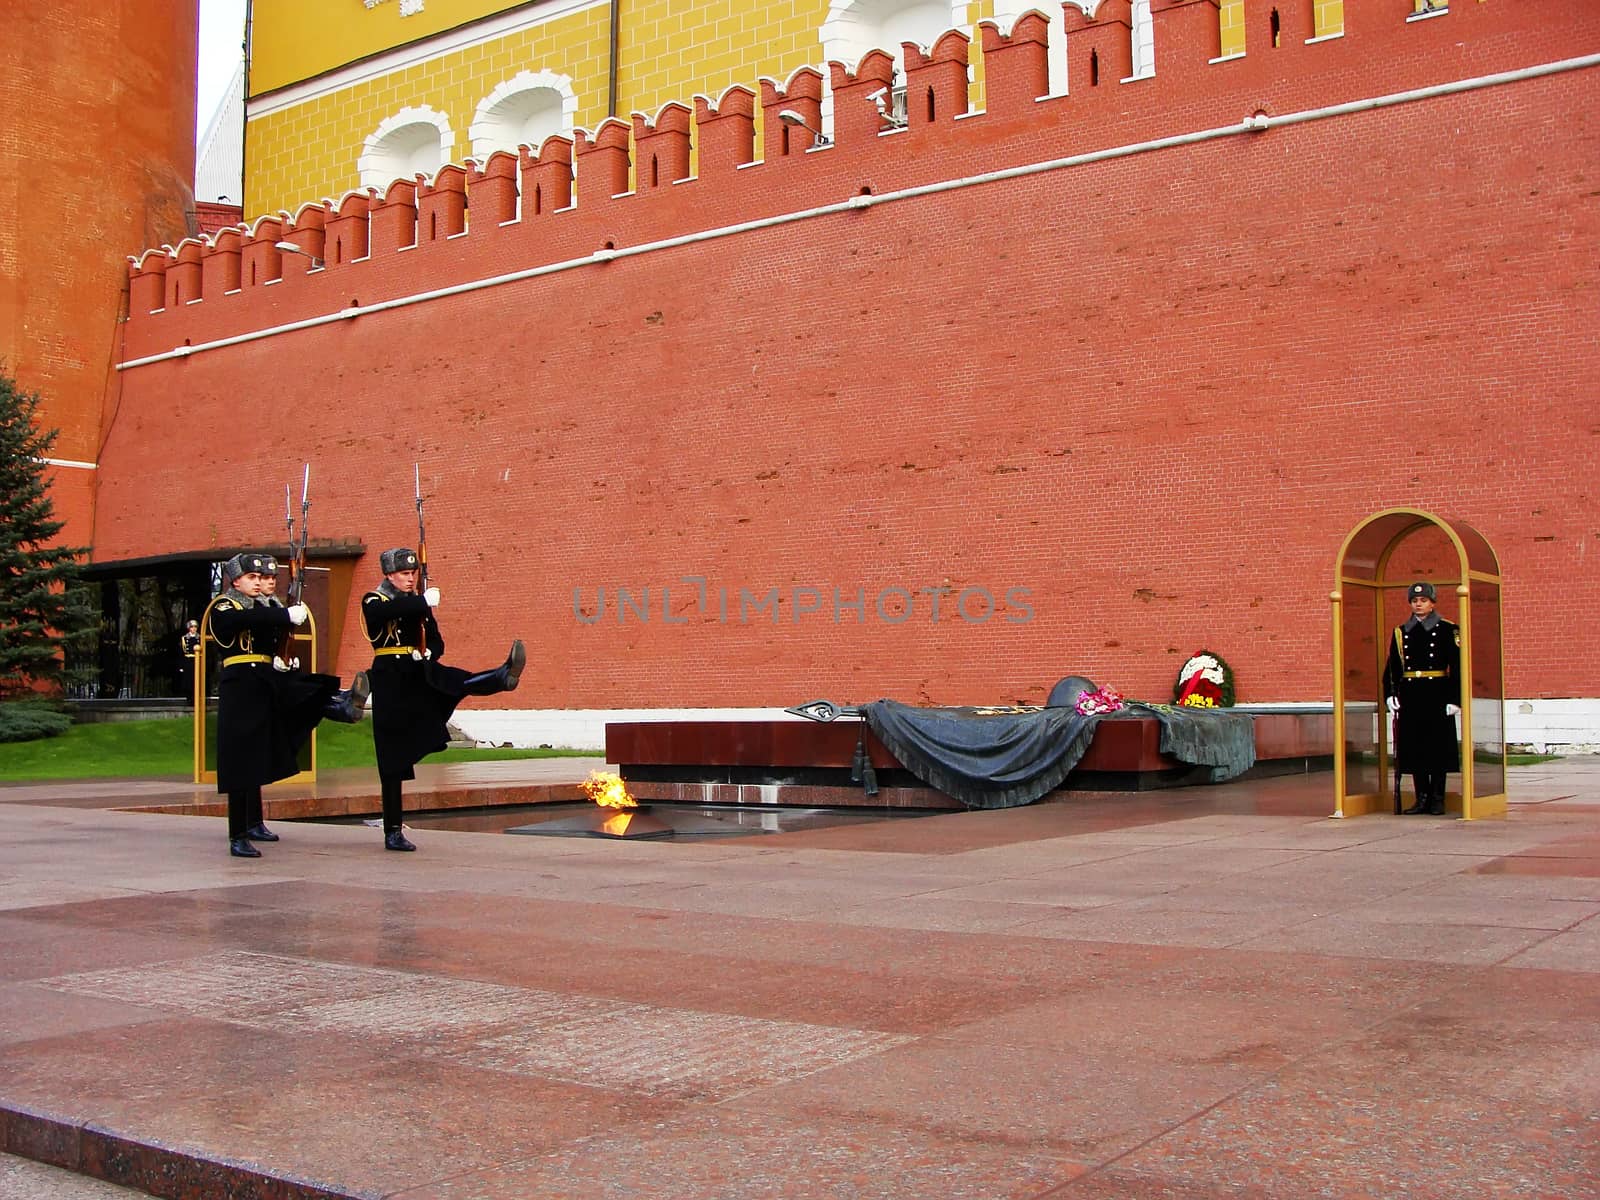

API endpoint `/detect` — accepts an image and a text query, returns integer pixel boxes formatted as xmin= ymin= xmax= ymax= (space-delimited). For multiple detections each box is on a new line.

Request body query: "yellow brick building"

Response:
xmin=244 ymin=0 xmax=1344 ymax=220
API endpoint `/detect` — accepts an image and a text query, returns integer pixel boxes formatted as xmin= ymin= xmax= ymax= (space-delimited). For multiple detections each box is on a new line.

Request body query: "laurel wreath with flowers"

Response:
xmin=1173 ymin=649 xmax=1236 ymax=708
xmin=1074 ymin=685 xmax=1126 ymax=716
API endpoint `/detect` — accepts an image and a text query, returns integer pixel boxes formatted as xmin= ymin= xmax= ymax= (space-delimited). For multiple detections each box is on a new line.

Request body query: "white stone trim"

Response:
xmin=468 ymin=70 xmax=579 ymax=159
xmin=247 ymin=0 xmax=609 ymax=119
xmin=450 ymin=707 xmax=812 ymax=751
xmin=358 ymin=105 xmax=454 ymax=190
xmin=1129 ymin=0 xmax=1154 ymax=80
xmin=39 ymin=457 xmax=97 ymax=470
xmin=1503 ymin=699 xmax=1600 ymax=755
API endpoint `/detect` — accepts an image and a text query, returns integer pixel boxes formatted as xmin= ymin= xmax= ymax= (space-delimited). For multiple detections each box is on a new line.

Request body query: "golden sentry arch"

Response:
xmin=1330 ymin=507 xmax=1506 ymax=820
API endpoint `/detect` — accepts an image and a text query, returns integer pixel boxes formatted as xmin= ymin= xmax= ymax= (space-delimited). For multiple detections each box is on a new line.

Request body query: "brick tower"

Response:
xmin=0 ymin=1 xmax=200 ymax=546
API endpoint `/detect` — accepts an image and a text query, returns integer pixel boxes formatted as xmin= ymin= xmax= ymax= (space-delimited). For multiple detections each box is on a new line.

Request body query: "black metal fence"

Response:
xmin=66 ymin=567 xmax=217 ymax=700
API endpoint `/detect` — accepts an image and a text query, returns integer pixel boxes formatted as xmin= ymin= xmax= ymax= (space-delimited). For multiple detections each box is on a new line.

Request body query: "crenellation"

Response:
xmin=280 ymin=204 xmax=327 ymax=275
xmin=468 ymin=150 xmax=520 ymax=226
xmin=573 ymin=119 xmax=633 ymax=202
xmin=825 ymin=52 xmax=896 ymax=145
xmin=1064 ymin=4 xmax=1134 ymax=89
xmin=758 ymin=67 xmax=824 ymax=163
xmin=520 ymin=135 xmax=574 ymax=218
xmin=369 ymin=179 xmax=418 ymax=256
xmin=1149 ymin=0 xmax=1232 ymax=77
xmin=902 ymin=31 xmax=971 ymax=130
xmin=165 ymin=238 xmax=204 ymax=310
xmin=692 ymin=85 xmax=757 ymax=175
xmin=127 ymin=251 xmax=166 ymax=315
xmin=239 ymin=217 xmax=284 ymax=291
xmin=291 ymin=199 xmax=328 ymax=227
xmin=977 ymin=12 xmax=1051 ymax=117
xmin=631 ymin=102 xmax=693 ymax=194
xmin=417 ymin=165 xmax=467 ymax=245
xmin=326 ymin=190 xmax=377 ymax=268
xmin=201 ymin=227 xmax=242 ymax=298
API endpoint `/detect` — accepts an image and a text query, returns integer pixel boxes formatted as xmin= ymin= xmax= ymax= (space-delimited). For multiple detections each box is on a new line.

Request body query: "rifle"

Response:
xmin=413 ymin=462 xmax=429 ymax=593
xmin=413 ymin=463 xmax=440 ymax=658
xmin=279 ymin=465 xmax=310 ymax=665
xmin=1391 ymin=702 xmax=1402 ymax=815
xmin=289 ymin=463 xmax=310 ymax=604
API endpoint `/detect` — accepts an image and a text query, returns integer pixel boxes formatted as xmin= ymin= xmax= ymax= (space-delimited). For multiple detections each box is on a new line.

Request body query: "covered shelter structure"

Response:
xmin=1330 ymin=508 xmax=1506 ymax=820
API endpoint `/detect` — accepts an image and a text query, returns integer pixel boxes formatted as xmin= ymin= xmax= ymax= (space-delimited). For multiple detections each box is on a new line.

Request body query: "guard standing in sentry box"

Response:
xmin=208 ymin=552 xmax=369 ymax=859
xmin=1382 ymin=580 xmax=1462 ymax=816
xmin=362 ymin=544 xmax=525 ymax=852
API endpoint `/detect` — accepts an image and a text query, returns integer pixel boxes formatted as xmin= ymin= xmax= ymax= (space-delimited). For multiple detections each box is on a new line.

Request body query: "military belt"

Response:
xmin=373 ymin=646 xmax=419 ymax=656
xmin=1403 ymin=670 xmax=1447 ymax=679
xmin=222 ymin=654 xmax=272 ymax=667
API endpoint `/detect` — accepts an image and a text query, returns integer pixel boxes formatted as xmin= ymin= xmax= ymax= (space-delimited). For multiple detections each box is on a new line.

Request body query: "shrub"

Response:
xmin=0 ymin=700 xmax=72 ymax=743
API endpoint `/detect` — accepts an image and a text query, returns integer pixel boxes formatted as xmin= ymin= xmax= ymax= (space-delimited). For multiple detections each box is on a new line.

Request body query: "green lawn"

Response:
xmin=0 ymin=718 xmax=601 ymax=782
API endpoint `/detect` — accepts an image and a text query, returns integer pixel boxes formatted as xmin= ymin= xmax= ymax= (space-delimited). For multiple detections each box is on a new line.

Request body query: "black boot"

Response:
xmin=1425 ymin=790 xmax=1447 ymax=816
xmin=244 ymin=823 xmax=279 ymax=842
xmin=462 ymin=642 xmax=525 ymax=696
xmin=384 ymin=827 xmax=416 ymax=852
xmin=503 ymin=639 xmax=525 ymax=690
xmin=325 ymin=670 xmax=370 ymax=723
xmin=1401 ymin=780 xmax=1428 ymax=816
xmin=229 ymin=837 xmax=262 ymax=858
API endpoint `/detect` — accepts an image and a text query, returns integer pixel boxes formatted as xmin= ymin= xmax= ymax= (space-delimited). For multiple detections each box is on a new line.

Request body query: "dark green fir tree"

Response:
xmin=0 ymin=368 xmax=96 ymax=738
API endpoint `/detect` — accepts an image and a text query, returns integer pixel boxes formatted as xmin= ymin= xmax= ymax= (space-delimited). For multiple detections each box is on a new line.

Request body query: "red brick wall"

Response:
xmin=0 ymin=0 xmax=198 ymax=549
xmin=100 ymin=0 xmax=1600 ymax=707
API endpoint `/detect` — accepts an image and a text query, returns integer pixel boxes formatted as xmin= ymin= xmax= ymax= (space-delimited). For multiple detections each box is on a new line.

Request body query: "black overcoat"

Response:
xmin=209 ymin=595 xmax=339 ymax=792
xmin=362 ymin=585 xmax=478 ymax=780
xmin=1382 ymin=614 xmax=1462 ymax=774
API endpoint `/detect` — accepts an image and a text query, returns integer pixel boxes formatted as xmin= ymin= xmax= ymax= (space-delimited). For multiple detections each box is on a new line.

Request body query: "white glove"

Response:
xmin=1386 ymin=696 xmax=1399 ymax=714
xmin=423 ymin=587 xmax=440 ymax=607
xmin=286 ymin=603 xmax=309 ymax=626
xmin=272 ymin=656 xmax=291 ymax=672
xmin=1446 ymin=704 xmax=1460 ymax=717
xmin=410 ymin=649 xmax=424 ymax=661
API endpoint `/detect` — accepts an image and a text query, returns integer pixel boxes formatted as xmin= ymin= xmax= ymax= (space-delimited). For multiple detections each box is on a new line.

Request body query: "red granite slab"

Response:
xmin=1112 ymin=1011 xmax=1600 ymax=1198
xmin=0 ymin=1017 xmax=685 ymax=1197
xmin=0 ymin=915 xmax=209 ymax=986
xmin=393 ymin=1108 xmax=1085 ymax=1200
xmin=608 ymin=712 xmax=1334 ymax=772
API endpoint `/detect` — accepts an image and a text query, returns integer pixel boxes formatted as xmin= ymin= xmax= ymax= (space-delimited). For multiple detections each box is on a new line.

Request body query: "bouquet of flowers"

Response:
xmin=1075 ymin=685 xmax=1126 ymax=716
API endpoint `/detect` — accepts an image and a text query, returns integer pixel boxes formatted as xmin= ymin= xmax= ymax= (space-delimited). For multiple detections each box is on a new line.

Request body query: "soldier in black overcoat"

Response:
xmin=209 ymin=552 xmax=369 ymax=858
xmin=362 ymin=547 xmax=525 ymax=851
xmin=1382 ymin=580 xmax=1461 ymax=815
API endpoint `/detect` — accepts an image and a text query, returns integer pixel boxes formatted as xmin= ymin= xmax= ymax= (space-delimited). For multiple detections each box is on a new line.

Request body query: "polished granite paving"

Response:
xmin=0 ymin=759 xmax=1596 ymax=1198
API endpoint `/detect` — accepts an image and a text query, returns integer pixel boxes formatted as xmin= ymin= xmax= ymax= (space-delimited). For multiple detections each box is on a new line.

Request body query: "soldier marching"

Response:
xmin=207 ymin=552 xmax=368 ymax=858
xmin=361 ymin=547 xmax=525 ymax=851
